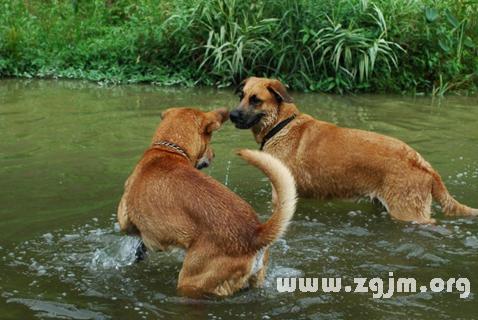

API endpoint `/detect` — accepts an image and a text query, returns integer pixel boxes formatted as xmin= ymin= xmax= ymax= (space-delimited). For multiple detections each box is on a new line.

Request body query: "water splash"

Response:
xmin=90 ymin=236 xmax=141 ymax=270
xmin=224 ymin=160 xmax=231 ymax=186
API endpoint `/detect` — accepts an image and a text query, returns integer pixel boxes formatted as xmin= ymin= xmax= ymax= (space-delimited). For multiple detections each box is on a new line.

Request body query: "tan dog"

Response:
xmin=117 ymin=107 xmax=297 ymax=297
xmin=230 ymin=77 xmax=477 ymax=224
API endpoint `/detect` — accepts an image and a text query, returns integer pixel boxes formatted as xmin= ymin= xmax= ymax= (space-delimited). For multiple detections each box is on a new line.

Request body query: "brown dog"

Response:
xmin=230 ymin=77 xmax=477 ymax=224
xmin=117 ymin=107 xmax=297 ymax=297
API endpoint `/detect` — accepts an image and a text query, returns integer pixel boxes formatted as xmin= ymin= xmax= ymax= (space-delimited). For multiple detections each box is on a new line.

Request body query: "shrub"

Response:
xmin=0 ymin=0 xmax=476 ymax=94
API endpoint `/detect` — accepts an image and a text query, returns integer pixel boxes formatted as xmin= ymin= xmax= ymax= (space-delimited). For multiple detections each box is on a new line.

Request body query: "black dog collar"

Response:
xmin=260 ymin=115 xmax=296 ymax=150
xmin=152 ymin=140 xmax=190 ymax=160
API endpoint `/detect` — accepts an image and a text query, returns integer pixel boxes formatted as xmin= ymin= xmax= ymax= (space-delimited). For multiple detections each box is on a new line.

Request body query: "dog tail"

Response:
xmin=431 ymin=170 xmax=478 ymax=216
xmin=236 ymin=149 xmax=297 ymax=248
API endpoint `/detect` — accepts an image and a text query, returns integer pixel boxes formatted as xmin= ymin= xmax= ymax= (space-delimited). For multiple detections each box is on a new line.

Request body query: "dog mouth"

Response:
xmin=232 ymin=113 xmax=265 ymax=129
xmin=234 ymin=122 xmax=252 ymax=129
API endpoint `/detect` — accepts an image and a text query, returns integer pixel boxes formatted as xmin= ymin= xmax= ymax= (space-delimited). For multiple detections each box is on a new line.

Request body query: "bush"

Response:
xmin=0 ymin=0 xmax=476 ymax=94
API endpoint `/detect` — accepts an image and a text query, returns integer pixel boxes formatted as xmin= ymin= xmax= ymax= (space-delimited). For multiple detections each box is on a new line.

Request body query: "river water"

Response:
xmin=0 ymin=80 xmax=477 ymax=319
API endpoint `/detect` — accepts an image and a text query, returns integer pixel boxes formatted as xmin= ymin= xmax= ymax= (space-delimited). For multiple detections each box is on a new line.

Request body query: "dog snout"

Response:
xmin=196 ymin=147 xmax=214 ymax=170
xmin=230 ymin=109 xmax=241 ymax=123
xmin=230 ymin=108 xmax=264 ymax=129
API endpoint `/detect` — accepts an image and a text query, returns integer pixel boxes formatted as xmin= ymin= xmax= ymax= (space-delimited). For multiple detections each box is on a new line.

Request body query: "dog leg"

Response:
xmin=379 ymin=173 xmax=436 ymax=224
xmin=384 ymin=192 xmax=435 ymax=224
xmin=178 ymin=264 xmax=240 ymax=298
xmin=387 ymin=206 xmax=435 ymax=224
xmin=177 ymin=246 xmax=216 ymax=298
xmin=177 ymin=247 xmax=251 ymax=297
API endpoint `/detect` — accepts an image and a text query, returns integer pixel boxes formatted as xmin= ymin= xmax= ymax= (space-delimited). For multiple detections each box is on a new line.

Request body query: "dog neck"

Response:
xmin=260 ymin=115 xmax=296 ymax=150
xmin=151 ymin=125 xmax=201 ymax=164
xmin=253 ymin=103 xmax=298 ymax=146
xmin=151 ymin=140 xmax=190 ymax=161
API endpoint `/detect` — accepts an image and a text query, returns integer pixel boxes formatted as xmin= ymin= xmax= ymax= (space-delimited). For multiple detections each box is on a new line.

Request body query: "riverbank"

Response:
xmin=1 ymin=0 xmax=477 ymax=94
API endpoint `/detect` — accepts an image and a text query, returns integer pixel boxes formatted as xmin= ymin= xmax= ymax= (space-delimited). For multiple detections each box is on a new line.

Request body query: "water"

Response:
xmin=0 ymin=79 xmax=477 ymax=319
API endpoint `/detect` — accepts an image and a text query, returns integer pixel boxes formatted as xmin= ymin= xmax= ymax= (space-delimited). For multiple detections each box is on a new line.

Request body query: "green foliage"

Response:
xmin=0 ymin=0 xmax=476 ymax=94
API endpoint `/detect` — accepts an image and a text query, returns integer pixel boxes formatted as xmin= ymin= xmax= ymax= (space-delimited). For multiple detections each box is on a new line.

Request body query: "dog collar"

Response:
xmin=152 ymin=140 xmax=190 ymax=160
xmin=260 ymin=115 xmax=296 ymax=150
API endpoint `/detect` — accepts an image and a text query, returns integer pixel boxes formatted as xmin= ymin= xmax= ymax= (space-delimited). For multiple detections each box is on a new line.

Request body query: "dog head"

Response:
xmin=230 ymin=77 xmax=293 ymax=130
xmin=158 ymin=107 xmax=229 ymax=169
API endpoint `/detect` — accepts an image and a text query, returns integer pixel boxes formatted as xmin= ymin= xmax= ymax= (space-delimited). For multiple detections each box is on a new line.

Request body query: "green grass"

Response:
xmin=0 ymin=0 xmax=477 ymax=94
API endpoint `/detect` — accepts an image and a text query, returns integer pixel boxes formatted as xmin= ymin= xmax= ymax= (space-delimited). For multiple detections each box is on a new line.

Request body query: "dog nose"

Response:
xmin=230 ymin=109 xmax=240 ymax=123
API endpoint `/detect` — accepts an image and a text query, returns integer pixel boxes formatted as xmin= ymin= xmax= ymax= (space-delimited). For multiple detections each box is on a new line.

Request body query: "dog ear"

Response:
xmin=267 ymin=80 xmax=293 ymax=104
xmin=204 ymin=109 xmax=227 ymax=133
xmin=213 ymin=107 xmax=229 ymax=124
xmin=234 ymin=78 xmax=249 ymax=95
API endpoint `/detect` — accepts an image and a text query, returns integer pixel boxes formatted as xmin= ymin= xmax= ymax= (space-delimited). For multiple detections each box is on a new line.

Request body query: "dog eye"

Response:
xmin=250 ymin=95 xmax=262 ymax=105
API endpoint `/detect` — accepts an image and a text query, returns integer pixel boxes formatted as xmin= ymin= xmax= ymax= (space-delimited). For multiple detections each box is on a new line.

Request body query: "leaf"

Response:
xmin=438 ymin=40 xmax=450 ymax=53
xmin=425 ymin=7 xmax=439 ymax=23
xmin=464 ymin=36 xmax=475 ymax=49
xmin=302 ymin=33 xmax=310 ymax=44
xmin=445 ymin=9 xmax=459 ymax=28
